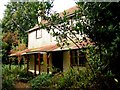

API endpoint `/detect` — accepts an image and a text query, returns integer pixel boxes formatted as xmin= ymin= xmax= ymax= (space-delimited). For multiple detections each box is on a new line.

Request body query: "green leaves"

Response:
xmin=30 ymin=73 xmax=52 ymax=89
xmin=2 ymin=2 xmax=40 ymax=63
xmin=2 ymin=1 xmax=40 ymax=43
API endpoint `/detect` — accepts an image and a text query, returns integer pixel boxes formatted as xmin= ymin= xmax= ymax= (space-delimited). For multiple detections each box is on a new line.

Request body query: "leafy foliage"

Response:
xmin=30 ymin=73 xmax=52 ymax=89
xmin=2 ymin=1 xmax=40 ymax=43
xmin=2 ymin=31 xmax=18 ymax=46
xmin=56 ymin=68 xmax=92 ymax=89
xmin=2 ymin=65 xmax=33 ymax=89
xmin=2 ymin=1 xmax=40 ymax=63
xmin=38 ymin=1 xmax=120 ymax=89
xmin=30 ymin=68 xmax=93 ymax=89
xmin=2 ymin=75 xmax=15 ymax=90
xmin=77 ymin=2 xmax=120 ymax=87
xmin=2 ymin=65 xmax=18 ymax=89
xmin=2 ymin=1 xmax=120 ymax=89
xmin=2 ymin=31 xmax=19 ymax=63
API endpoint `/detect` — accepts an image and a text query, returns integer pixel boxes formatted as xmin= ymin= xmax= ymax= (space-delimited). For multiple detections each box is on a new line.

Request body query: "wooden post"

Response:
xmin=38 ymin=53 xmax=41 ymax=75
xmin=20 ymin=58 xmax=22 ymax=69
xmin=18 ymin=56 xmax=22 ymax=69
xmin=34 ymin=54 xmax=36 ymax=76
xmin=70 ymin=51 xmax=73 ymax=68
xmin=9 ymin=57 xmax=11 ymax=70
xmin=23 ymin=56 xmax=26 ymax=69
xmin=47 ymin=53 xmax=49 ymax=74
xmin=25 ymin=54 xmax=29 ymax=73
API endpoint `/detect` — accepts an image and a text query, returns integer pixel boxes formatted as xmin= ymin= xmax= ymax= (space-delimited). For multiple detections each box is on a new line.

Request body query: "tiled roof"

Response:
xmin=27 ymin=6 xmax=78 ymax=32
xmin=9 ymin=43 xmax=58 ymax=56
xmin=59 ymin=6 xmax=79 ymax=17
xmin=9 ymin=48 xmax=31 ymax=56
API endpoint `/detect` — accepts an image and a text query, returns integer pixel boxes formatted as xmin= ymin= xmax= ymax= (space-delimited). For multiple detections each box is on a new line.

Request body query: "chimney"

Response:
xmin=38 ymin=10 xmax=42 ymax=24
xmin=38 ymin=16 xmax=41 ymax=24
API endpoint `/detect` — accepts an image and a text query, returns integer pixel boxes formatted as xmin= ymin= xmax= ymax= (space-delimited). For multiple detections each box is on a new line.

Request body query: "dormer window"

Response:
xmin=36 ymin=29 xmax=42 ymax=39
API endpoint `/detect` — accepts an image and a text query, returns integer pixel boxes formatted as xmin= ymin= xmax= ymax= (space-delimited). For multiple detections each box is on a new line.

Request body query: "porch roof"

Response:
xmin=9 ymin=48 xmax=31 ymax=57
xmin=9 ymin=43 xmax=58 ymax=56
xmin=9 ymin=40 xmax=93 ymax=57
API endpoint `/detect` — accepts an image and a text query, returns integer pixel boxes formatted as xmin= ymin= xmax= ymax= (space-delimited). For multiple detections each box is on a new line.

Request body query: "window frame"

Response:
xmin=71 ymin=50 xmax=86 ymax=66
xmin=36 ymin=29 xmax=42 ymax=39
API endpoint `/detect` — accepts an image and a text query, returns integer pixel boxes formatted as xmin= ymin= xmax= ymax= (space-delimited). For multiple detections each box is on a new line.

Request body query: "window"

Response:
xmin=71 ymin=50 xmax=86 ymax=66
xmin=36 ymin=29 xmax=42 ymax=39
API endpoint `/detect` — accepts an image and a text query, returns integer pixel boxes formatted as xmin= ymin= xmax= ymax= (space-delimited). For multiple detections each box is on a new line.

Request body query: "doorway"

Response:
xmin=52 ymin=51 xmax=63 ymax=73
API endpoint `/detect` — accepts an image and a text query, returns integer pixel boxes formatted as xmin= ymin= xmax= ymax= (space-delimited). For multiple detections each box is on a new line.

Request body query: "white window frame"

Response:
xmin=36 ymin=29 xmax=42 ymax=39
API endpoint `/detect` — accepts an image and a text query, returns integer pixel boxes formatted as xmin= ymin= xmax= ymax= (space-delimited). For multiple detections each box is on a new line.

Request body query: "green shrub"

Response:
xmin=2 ymin=78 xmax=14 ymax=90
xmin=57 ymin=69 xmax=76 ymax=89
xmin=30 ymin=73 xmax=52 ymax=89
xmin=2 ymin=65 xmax=21 ymax=76
xmin=56 ymin=68 xmax=88 ymax=89
xmin=2 ymin=65 xmax=16 ymax=89
xmin=2 ymin=73 xmax=15 ymax=90
xmin=18 ymin=70 xmax=34 ymax=82
xmin=2 ymin=64 xmax=32 ymax=89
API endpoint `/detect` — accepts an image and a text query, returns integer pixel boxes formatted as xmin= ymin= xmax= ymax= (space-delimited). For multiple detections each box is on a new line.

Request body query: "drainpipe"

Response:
xmin=34 ymin=53 xmax=37 ymax=76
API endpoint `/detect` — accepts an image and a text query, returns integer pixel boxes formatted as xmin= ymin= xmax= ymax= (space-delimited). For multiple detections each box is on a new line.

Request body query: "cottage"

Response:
xmin=9 ymin=6 xmax=92 ymax=75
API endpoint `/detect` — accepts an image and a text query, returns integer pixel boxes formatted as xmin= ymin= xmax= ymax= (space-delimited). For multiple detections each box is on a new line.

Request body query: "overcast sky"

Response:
xmin=0 ymin=0 xmax=8 ymax=20
xmin=0 ymin=0 xmax=76 ymax=20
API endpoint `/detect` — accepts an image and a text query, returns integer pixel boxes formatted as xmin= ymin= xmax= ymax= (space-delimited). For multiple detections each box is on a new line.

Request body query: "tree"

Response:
xmin=2 ymin=1 xmax=40 ymax=63
xmin=38 ymin=1 xmax=120 ymax=89
xmin=2 ymin=31 xmax=19 ymax=63
xmin=38 ymin=1 xmax=88 ymax=48
xmin=2 ymin=1 xmax=40 ymax=44
xmin=77 ymin=2 xmax=120 ymax=81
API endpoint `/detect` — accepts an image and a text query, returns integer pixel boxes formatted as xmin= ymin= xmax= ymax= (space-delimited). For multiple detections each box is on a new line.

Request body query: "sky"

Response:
xmin=0 ymin=1 xmax=8 ymax=20
xmin=0 ymin=0 xmax=76 ymax=20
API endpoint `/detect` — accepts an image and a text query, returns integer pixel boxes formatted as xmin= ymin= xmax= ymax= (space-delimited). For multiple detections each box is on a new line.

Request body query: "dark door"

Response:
xmin=52 ymin=51 xmax=63 ymax=73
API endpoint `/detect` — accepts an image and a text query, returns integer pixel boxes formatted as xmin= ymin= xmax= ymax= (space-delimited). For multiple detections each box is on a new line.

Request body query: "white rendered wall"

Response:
xmin=28 ymin=29 xmax=56 ymax=49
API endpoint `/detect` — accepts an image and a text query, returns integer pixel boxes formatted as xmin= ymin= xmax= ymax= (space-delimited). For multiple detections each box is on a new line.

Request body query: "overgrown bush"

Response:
xmin=56 ymin=68 xmax=93 ymax=89
xmin=2 ymin=73 xmax=15 ymax=90
xmin=86 ymin=46 xmax=120 ymax=89
xmin=18 ymin=69 xmax=34 ymax=82
xmin=89 ymin=70 xmax=119 ymax=90
xmin=29 ymin=68 xmax=94 ymax=89
xmin=57 ymin=69 xmax=77 ymax=89
xmin=30 ymin=73 xmax=52 ymax=89
xmin=2 ymin=64 xmax=32 ymax=89
xmin=2 ymin=65 xmax=17 ymax=90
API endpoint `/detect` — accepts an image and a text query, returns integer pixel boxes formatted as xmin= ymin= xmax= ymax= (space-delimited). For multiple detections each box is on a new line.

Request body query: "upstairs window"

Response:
xmin=36 ymin=29 xmax=42 ymax=39
xmin=71 ymin=50 xmax=87 ymax=66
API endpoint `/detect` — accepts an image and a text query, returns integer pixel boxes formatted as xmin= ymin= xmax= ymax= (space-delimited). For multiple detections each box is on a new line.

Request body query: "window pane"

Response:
xmin=71 ymin=50 xmax=78 ymax=65
xmin=79 ymin=53 xmax=86 ymax=66
xmin=36 ymin=29 xmax=42 ymax=39
xmin=71 ymin=50 xmax=87 ymax=66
